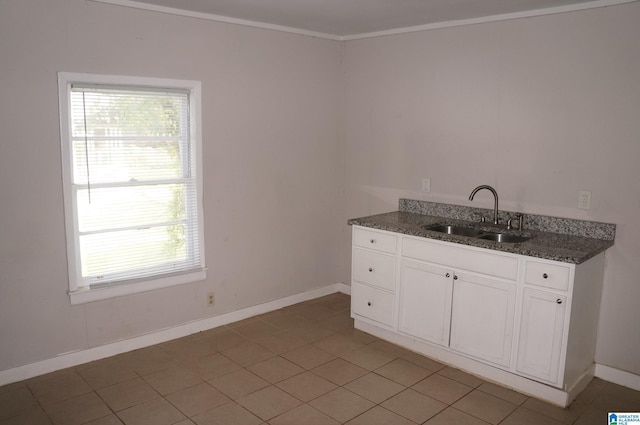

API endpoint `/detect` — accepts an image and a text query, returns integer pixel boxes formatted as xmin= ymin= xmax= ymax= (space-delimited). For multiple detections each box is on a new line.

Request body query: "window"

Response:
xmin=58 ymin=73 xmax=205 ymax=304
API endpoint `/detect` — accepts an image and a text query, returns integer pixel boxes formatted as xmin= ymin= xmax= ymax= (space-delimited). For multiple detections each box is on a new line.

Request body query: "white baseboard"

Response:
xmin=595 ymin=363 xmax=640 ymax=392
xmin=566 ymin=364 xmax=595 ymax=406
xmin=336 ymin=282 xmax=351 ymax=295
xmin=0 ymin=282 xmax=348 ymax=386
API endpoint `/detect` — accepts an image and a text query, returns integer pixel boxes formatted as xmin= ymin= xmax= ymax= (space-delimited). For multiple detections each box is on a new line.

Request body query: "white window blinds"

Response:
xmin=63 ymin=79 xmax=204 ymax=290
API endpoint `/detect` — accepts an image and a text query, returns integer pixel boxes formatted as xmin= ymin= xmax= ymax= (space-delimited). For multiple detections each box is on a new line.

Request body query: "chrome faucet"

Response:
xmin=469 ymin=185 xmax=499 ymax=224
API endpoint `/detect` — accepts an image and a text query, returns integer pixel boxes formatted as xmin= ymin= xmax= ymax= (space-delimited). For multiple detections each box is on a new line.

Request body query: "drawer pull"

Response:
xmin=367 ymin=301 xmax=372 ymax=306
xmin=368 ymin=267 xmax=373 ymax=272
xmin=445 ymin=273 xmax=451 ymax=278
xmin=543 ymin=273 xmax=549 ymax=279
xmin=453 ymin=275 xmax=458 ymax=280
xmin=556 ymin=299 xmax=562 ymax=304
xmin=370 ymin=239 xmax=376 ymax=244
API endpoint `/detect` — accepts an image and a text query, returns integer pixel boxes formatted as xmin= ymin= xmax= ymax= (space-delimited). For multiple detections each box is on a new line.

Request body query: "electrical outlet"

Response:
xmin=422 ymin=178 xmax=431 ymax=192
xmin=578 ymin=191 xmax=591 ymax=210
xmin=207 ymin=292 xmax=215 ymax=306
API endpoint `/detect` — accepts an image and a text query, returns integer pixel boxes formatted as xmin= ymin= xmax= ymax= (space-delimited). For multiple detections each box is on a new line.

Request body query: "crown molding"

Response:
xmin=342 ymin=0 xmax=638 ymax=40
xmin=92 ymin=0 xmax=638 ymax=41
xmin=89 ymin=0 xmax=342 ymax=40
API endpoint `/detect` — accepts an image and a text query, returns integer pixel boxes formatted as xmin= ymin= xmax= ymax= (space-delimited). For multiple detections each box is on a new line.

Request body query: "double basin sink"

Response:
xmin=425 ymin=224 xmax=530 ymax=244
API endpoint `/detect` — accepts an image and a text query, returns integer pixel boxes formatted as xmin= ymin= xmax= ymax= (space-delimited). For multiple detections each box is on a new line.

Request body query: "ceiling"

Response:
xmin=96 ymin=0 xmax=635 ymax=39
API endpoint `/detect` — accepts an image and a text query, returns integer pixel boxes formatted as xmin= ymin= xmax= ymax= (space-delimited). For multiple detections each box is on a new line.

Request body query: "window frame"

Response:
xmin=58 ymin=72 xmax=206 ymax=305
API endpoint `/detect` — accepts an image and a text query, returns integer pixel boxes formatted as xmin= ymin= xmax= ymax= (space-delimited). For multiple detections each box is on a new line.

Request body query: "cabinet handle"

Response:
xmin=445 ymin=273 xmax=450 ymax=278
xmin=368 ymin=267 xmax=373 ymax=272
xmin=556 ymin=299 xmax=562 ymax=304
xmin=543 ymin=273 xmax=549 ymax=279
xmin=453 ymin=275 xmax=458 ymax=280
xmin=367 ymin=301 xmax=372 ymax=306
xmin=370 ymin=239 xmax=376 ymax=244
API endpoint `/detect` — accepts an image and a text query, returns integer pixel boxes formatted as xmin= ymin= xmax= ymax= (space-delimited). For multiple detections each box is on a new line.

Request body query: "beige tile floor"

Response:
xmin=1 ymin=293 xmax=639 ymax=425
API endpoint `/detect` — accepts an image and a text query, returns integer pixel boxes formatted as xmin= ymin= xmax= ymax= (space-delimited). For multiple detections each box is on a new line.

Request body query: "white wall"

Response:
xmin=343 ymin=3 xmax=640 ymax=376
xmin=2 ymin=0 xmax=639 ymax=381
xmin=0 ymin=0 xmax=345 ymax=372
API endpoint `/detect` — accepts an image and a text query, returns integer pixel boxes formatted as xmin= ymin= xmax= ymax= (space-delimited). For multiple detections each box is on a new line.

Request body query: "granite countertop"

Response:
xmin=348 ymin=200 xmax=615 ymax=264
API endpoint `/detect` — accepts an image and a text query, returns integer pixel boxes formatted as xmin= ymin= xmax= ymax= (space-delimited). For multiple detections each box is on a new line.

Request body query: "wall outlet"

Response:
xmin=578 ymin=191 xmax=592 ymax=210
xmin=422 ymin=178 xmax=431 ymax=192
xmin=207 ymin=292 xmax=215 ymax=306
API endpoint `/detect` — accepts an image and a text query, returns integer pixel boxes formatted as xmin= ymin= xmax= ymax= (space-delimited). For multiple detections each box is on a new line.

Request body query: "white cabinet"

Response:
xmin=398 ymin=238 xmax=516 ymax=368
xmin=516 ymin=287 xmax=566 ymax=384
xmin=515 ymin=258 xmax=578 ymax=386
xmin=351 ymin=228 xmax=397 ymax=328
xmin=350 ymin=225 xmax=606 ymax=407
xmin=402 ymin=236 xmax=518 ymax=280
xmin=450 ymin=272 xmax=516 ymax=368
xmin=398 ymin=260 xmax=453 ymax=347
xmin=352 ymin=249 xmax=396 ymax=292
xmin=524 ymin=260 xmax=570 ymax=291
xmin=351 ymin=282 xmax=395 ymax=326
xmin=353 ymin=227 xmax=397 ymax=254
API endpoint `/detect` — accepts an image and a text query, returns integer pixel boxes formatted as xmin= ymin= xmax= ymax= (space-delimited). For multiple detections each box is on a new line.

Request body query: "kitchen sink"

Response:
xmin=425 ymin=223 xmax=530 ymax=244
xmin=477 ymin=233 xmax=530 ymax=243
xmin=425 ymin=224 xmax=486 ymax=237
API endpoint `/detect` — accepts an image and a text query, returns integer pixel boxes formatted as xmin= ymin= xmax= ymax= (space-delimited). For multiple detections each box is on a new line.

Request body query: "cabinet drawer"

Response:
xmin=402 ymin=237 xmax=518 ymax=281
xmin=525 ymin=261 xmax=570 ymax=291
xmin=351 ymin=282 xmax=395 ymax=326
xmin=353 ymin=227 xmax=397 ymax=254
xmin=352 ymin=248 xmax=396 ymax=291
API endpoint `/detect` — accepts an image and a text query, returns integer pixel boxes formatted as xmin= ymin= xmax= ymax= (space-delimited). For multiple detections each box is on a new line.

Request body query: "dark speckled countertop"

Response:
xmin=348 ymin=200 xmax=615 ymax=264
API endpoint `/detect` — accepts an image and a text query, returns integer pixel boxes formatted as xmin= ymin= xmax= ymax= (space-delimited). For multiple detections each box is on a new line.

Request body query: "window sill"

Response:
xmin=68 ymin=269 xmax=207 ymax=305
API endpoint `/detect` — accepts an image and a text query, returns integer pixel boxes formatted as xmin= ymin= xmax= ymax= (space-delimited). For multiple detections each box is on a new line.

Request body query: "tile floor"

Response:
xmin=1 ymin=293 xmax=639 ymax=425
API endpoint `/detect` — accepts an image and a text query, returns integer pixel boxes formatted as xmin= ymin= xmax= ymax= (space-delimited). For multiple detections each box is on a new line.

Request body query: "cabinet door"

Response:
xmin=449 ymin=273 xmax=516 ymax=368
xmin=516 ymin=288 xmax=566 ymax=385
xmin=398 ymin=260 xmax=453 ymax=347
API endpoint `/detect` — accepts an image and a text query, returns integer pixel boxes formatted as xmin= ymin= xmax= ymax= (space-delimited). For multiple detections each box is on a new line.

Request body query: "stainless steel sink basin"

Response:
xmin=426 ymin=224 xmax=486 ymax=238
xmin=426 ymin=223 xmax=530 ymax=244
xmin=477 ymin=233 xmax=530 ymax=243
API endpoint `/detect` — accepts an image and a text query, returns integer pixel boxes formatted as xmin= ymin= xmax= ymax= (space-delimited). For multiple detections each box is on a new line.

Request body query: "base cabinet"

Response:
xmin=516 ymin=287 xmax=567 ymax=384
xmin=351 ymin=228 xmax=398 ymax=328
xmin=399 ymin=260 xmax=516 ymax=368
xmin=350 ymin=225 xmax=606 ymax=407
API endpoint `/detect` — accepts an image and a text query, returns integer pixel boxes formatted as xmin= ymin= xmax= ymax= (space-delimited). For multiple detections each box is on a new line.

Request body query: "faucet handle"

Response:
xmin=507 ymin=213 xmax=524 ymax=230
